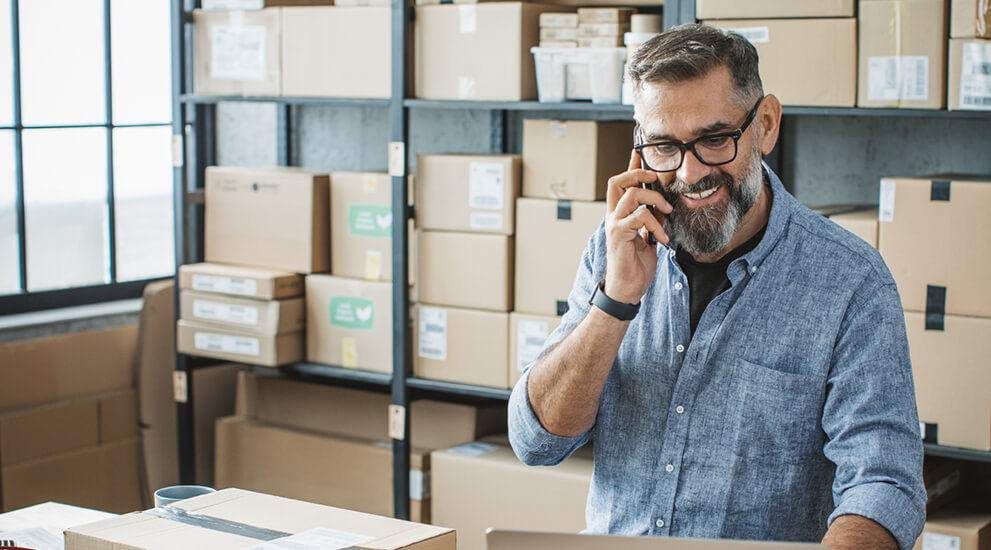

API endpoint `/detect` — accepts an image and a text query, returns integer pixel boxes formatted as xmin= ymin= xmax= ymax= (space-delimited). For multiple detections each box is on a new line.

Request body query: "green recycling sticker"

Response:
xmin=349 ymin=204 xmax=392 ymax=238
xmin=329 ymin=297 xmax=375 ymax=330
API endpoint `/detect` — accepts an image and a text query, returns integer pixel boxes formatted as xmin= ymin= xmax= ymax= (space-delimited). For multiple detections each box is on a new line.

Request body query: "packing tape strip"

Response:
xmin=146 ymin=505 xmax=290 ymax=542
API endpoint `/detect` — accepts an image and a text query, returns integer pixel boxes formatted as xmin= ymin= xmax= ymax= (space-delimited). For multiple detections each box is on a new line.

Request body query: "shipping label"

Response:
xmin=458 ymin=5 xmax=477 ymax=34
xmin=329 ymin=297 xmax=375 ymax=330
xmin=210 ymin=25 xmax=267 ymax=81
xmin=194 ymin=331 xmax=260 ymax=357
xmin=469 ymin=162 xmax=505 ymax=210
xmin=878 ymin=180 xmax=896 ymax=223
xmin=517 ymin=320 xmax=550 ymax=372
xmin=243 ymin=528 xmax=374 ymax=550
xmin=921 ymin=532 xmax=961 ymax=550
xmin=191 ymin=274 xmax=258 ymax=296
xmin=349 ymin=204 xmax=392 ymax=238
xmin=469 ymin=212 xmax=504 ymax=231
xmin=418 ymin=307 xmax=447 ymax=360
xmin=960 ymin=42 xmax=991 ymax=110
xmin=868 ymin=56 xmax=929 ymax=102
xmin=193 ymin=299 xmax=261 ymax=326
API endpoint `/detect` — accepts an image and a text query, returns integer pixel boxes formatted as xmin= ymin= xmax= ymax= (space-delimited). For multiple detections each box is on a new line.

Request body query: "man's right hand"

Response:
xmin=603 ymin=150 xmax=673 ymax=305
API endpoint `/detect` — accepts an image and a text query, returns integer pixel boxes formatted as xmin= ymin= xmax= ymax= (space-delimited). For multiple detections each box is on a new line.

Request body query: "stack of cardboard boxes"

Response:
xmin=540 ymin=12 xmax=580 ymax=48
xmin=577 ymin=7 xmax=634 ymax=47
xmin=948 ymin=0 xmax=991 ymax=110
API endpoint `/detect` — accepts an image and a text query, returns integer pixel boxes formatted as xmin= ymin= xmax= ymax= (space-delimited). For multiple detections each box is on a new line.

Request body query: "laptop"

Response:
xmin=485 ymin=529 xmax=827 ymax=550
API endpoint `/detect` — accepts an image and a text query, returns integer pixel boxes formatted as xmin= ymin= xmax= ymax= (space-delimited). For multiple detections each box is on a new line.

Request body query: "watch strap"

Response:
xmin=589 ymin=280 xmax=640 ymax=321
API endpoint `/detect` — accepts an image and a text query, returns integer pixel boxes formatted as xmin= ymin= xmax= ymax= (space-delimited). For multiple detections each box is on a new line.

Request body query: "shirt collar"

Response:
xmin=736 ymin=161 xmax=793 ymax=274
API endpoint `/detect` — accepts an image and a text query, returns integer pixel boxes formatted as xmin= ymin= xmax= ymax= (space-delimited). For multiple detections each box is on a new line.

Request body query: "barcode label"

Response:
xmin=468 ymin=162 xmax=505 ymax=210
xmin=210 ymin=25 xmax=267 ymax=81
xmin=878 ymin=180 xmax=896 ymax=223
xmin=191 ymin=274 xmax=258 ymax=296
xmin=194 ymin=332 xmax=260 ymax=357
xmin=470 ymin=212 xmax=503 ymax=231
xmin=418 ymin=307 xmax=447 ymax=360
xmin=960 ymin=42 xmax=991 ymax=111
xmin=922 ymin=532 xmax=961 ymax=550
xmin=867 ymin=56 xmax=928 ymax=102
xmin=193 ymin=299 xmax=260 ymax=326
xmin=517 ymin=320 xmax=550 ymax=373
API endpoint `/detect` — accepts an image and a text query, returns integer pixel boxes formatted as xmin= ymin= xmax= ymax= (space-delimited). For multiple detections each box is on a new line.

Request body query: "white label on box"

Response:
xmin=960 ymin=42 xmax=991 ymax=110
xmin=458 ymin=76 xmax=476 ymax=99
xmin=193 ymin=299 xmax=261 ymax=326
xmin=191 ymin=274 xmax=258 ymax=296
xmin=448 ymin=441 xmax=499 ymax=456
xmin=727 ymin=26 xmax=769 ymax=44
xmin=468 ymin=162 xmax=505 ymax=210
xmin=868 ymin=56 xmax=929 ymax=101
xmin=549 ymin=120 xmax=568 ymax=139
xmin=517 ymin=320 xmax=550 ymax=372
xmin=410 ymin=470 xmax=431 ymax=500
xmin=210 ymin=25 xmax=267 ymax=81
xmin=459 ymin=5 xmax=477 ymax=34
xmin=878 ymin=180 xmax=896 ymax=223
xmin=244 ymin=528 xmax=374 ymax=550
xmin=418 ymin=307 xmax=447 ymax=360
xmin=470 ymin=212 xmax=504 ymax=231
xmin=194 ymin=331 xmax=260 ymax=357
xmin=201 ymin=0 xmax=263 ymax=9
xmin=922 ymin=533 xmax=961 ymax=550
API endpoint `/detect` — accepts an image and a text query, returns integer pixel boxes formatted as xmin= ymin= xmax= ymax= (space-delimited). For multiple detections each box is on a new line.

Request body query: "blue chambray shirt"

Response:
xmin=508 ymin=166 xmax=926 ymax=550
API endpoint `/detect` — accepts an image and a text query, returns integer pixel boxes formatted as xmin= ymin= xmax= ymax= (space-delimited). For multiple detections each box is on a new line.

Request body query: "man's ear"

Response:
xmin=757 ymin=94 xmax=783 ymax=157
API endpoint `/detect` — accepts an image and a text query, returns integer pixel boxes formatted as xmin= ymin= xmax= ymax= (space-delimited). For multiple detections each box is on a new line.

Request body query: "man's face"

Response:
xmin=634 ymin=66 xmax=764 ymax=257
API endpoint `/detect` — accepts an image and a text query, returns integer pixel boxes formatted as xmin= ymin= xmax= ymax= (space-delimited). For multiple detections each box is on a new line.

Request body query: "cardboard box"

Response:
xmin=948 ymin=38 xmax=991 ymax=110
xmin=414 ymin=3 xmax=563 ymax=100
xmin=696 ymin=0 xmax=854 ymax=18
xmin=418 ymin=231 xmax=514 ymax=312
xmin=202 ymin=0 xmax=332 ymax=8
xmin=180 ymin=290 xmax=304 ymax=334
xmin=951 ymin=0 xmax=991 ymax=37
xmin=541 ymin=27 xmax=578 ymax=41
xmin=0 ymin=325 xmax=136 ymax=414
xmin=431 ymin=439 xmax=593 ymax=550
xmin=577 ymin=7 xmax=635 ymax=22
xmin=906 ymin=311 xmax=991 ymax=451
xmin=193 ymin=9 xmax=281 ymax=96
xmin=540 ymin=12 xmax=579 ymax=27
xmin=707 ymin=19 xmax=857 ymax=107
xmin=204 ymin=166 xmax=330 ymax=273
xmin=912 ymin=510 xmax=991 ymax=550
xmin=414 ymin=305 xmax=509 ymax=388
xmin=65 ymin=488 xmax=455 ymax=550
xmin=515 ymin=198 xmax=603 ymax=315
xmin=178 ymin=262 xmax=304 ymax=299
xmin=509 ymin=312 xmax=563 ymax=388
xmin=857 ymin=0 xmax=948 ymax=109
xmin=578 ymin=22 xmax=629 ymax=37
xmin=827 ymin=208 xmax=879 ymax=248
xmin=330 ymin=172 xmax=393 ymax=280
xmin=877 ymin=177 xmax=991 ymax=317
xmin=522 ymin=120 xmax=631 ymax=201
xmin=305 ymin=274 xmax=392 ymax=372
xmin=416 ymin=155 xmax=521 ymax=234
xmin=214 ymin=417 xmax=431 ymax=523
xmin=281 ymin=7 xmax=391 ymax=98
xmin=177 ymin=320 xmax=303 ymax=366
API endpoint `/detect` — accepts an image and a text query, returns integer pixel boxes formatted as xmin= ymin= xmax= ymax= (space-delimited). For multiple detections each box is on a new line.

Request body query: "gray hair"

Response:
xmin=628 ymin=23 xmax=763 ymax=109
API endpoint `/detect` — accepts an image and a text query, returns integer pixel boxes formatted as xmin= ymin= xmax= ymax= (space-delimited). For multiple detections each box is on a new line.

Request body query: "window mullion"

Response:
xmin=103 ymin=0 xmax=116 ymax=283
xmin=11 ymin=0 xmax=25 ymax=293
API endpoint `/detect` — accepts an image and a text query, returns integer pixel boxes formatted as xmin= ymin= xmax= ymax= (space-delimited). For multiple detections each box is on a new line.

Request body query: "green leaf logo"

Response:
xmin=349 ymin=204 xmax=392 ymax=238
xmin=329 ymin=297 xmax=375 ymax=330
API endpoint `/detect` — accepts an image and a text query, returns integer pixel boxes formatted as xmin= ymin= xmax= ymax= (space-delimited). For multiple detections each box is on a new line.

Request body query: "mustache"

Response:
xmin=661 ymin=172 xmax=735 ymax=201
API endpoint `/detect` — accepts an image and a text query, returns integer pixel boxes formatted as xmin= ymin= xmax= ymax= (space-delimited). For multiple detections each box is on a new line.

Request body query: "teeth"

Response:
xmin=684 ymin=187 xmax=718 ymax=200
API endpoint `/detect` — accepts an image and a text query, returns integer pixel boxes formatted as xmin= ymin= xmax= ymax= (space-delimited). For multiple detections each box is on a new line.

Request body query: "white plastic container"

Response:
xmin=531 ymin=47 xmax=627 ymax=104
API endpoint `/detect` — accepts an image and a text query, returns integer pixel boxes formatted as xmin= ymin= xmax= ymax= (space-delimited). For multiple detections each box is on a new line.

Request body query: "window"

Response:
xmin=1 ymin=0 xmax=173 ymax=312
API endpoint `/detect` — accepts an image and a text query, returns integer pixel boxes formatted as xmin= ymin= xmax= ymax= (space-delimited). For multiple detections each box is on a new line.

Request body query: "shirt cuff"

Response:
xmin=507 ymin=369 xmax=590 ymax=466
xmin=829 ymin=481 xmax=925 ymax=550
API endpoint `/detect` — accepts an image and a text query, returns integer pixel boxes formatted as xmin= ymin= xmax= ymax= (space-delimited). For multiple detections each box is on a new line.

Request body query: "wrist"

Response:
xmin=590 ymin=280 xmax=640 ymax=321
xmin=603 ymin=279 xmax=642 ymax=306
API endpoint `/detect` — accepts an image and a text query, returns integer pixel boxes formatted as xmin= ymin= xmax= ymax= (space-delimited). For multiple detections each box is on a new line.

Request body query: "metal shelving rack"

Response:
xmin=171 ymin=0 xmax=991 ymax=522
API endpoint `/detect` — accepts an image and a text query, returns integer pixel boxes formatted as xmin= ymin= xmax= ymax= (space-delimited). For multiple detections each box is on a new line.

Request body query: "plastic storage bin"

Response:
xmin=531 ymin=47 xmax=627 ymax=104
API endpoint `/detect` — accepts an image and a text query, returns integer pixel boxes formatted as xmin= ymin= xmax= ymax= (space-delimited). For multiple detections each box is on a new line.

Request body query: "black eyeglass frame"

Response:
xmin=634 ymin=96 xmax=765 ymax=173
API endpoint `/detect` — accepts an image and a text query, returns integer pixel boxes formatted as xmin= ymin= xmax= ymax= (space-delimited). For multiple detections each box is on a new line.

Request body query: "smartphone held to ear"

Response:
xmin=640 ymin=158 xmax=661 ymax=245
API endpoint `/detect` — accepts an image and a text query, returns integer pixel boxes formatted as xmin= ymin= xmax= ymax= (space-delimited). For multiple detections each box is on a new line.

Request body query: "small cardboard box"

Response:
xmin=193 ymin=9 xmax=281 ymax=96
xmin=64 ymin=488 xmax=455 ymax=550
xmin=515 ymin=198 xmax=603 ymax=315
xmin=180 ymin=290 xmax=304 ymax=334
xmin=330 ymin=172 xmax=393 ymax=280
xmin=418 ymin=231 xmax=514 ymax=312
xmin=857 ymin=0 xmax=948 ymax=109
xmin=522 ymin=119 xmax=632 ymax=201
xmin=204 ymin=166 xmax=330 ymax=274
xmin=706 ymin=18 xmax=857 ymax=107
xmin=178 ymin=263 xmax=304 ymax=300
xmin=948 ymin=38 xmax=991 ymax=110
xmin=281 ymin=7 xmax=391 ymax=98
xmin=416 ymin=155 xmax=521 ymax=234
xmin=577 ymin=7 xmax=635 ymax=22
xmin=951 ymin=0 xmax=991 ymax=38
xmin=696 ymin=0 xmax=854 ymax=18
xmin=414 ymin=305 xmax=510 ymax=388
xmin=912 ymin=510 xmax=991 ymax=550
xmin=540 ymin=12 xmax=579 ymax=27
xmin=305 ymin=274 xmax=392 ymax=373
xmin=177 ymin=320 xmax=304 ymax=367
xmin=509 ymin=312 xmax=563 ymax=388
xmin=826 ymin=208 xmax=879 ymax=249
xmin=877 ymin=177 xmax=991 ymax=317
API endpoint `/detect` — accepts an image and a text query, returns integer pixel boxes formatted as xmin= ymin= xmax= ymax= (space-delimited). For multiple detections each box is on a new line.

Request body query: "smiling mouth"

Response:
xmin=683 ymin=187 xmax=718 ymax=200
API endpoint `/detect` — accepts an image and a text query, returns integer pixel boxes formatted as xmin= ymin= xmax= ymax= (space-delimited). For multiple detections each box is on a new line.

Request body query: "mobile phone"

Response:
xmin=640 ymin=158 xmax=660 ymax=245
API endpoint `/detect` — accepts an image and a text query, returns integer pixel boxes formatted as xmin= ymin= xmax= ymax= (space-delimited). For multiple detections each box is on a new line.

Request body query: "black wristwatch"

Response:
xmin=589 ymin=280 xmax=640 ymax=321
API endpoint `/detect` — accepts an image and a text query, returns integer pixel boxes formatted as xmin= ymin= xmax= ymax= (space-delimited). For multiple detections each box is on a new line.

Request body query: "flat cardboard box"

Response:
xmin=305 ymin=274 xmax=392 ymax=373
xmin=236 ymin=370 xmax=507 ymax=448
xmin=214 ymin=417 xmax=431 ymax=523
xmin=431 ymin=439 xmax=593 ymax=550
xmin=906 ymin=311 xmax=991 ymax=451
xmin=541 ymin=27 xmax=578 ymax=41
xmin=857 ymin=0 xmax=948 ymax=109
xmin=3 ymin=438 xmax=143 ymax=514
xmin=193 ymin=9 xmax=281 ymax=96
xmin=515 ymin=198 xmax=604 ymax=315
xmin=522 ymin=119 xmax=632 ymax=201
xmin=416 ymin=155 xmax=521 ymax=235
xmin=877 ymin=177 xmax=991 ymax=317
xmin=707 ymin=19 xmax=857 ymax=107
xmin=577 ymin=7 xmax=635 ymax=22
xmin=948 ymin=38 xmax=991 ymax=110
xmin=578 ymin=22 xmax=629 ymax=37
xmin=64 ymin=488 xmax=455 ymax=550
xmin=204 ymin=166 xmax=330 ymax=274
xmin=696 ymin=0 xmax=855 ymax=18
xmin=418 ymin=231 xmax=514 ymax=312
xmin=912 ymin=509 xmax=991 ymax=550
xmin=827 ymin=208 xmax=879 ymax=248
xmin=540 ymin=12 xmax=579 ymax=27
xmin=951 ymin=0 xmax=991 ymax=37
xmin=177 ymin=320 xmax=303 ymax=367
xmin=180 ymin=290 xmax=304 ymax=334
xmin=0 ymin=325 xmax=136 ymax=414
xmin=330 ymin=172 xmax=393 ymax=280
xmin=509 ymin=312 xmax=563 ymax=388
xmin=414 ymin=3 xmax=563 ymax=101
xmin=281 ymin=7 xmax=391 ymax=98
xmin=178 ymin=262 xmax=304 ymax=299
xmin=414 ymin=305 xmax=510 ymax=388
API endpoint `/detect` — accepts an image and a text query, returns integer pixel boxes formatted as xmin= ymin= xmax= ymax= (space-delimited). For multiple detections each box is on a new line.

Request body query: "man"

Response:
xmin=508 ymin=24 xmax=925 ymax=550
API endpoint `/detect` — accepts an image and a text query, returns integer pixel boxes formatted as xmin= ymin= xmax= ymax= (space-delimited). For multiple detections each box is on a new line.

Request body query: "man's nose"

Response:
xmin=676 ymin=148 xmax=711 ymax=187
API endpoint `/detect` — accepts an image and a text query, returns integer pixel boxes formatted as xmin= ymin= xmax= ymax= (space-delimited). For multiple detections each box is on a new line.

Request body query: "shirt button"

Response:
xmin=676 ymin=405 xmax=685 ymax=414
xmin=750 ymin=266 xmax=758 ymax=273
xmin=666 ymin=464 xmax=674 ymax=473
xmin=676 ymin=344 xmax=685 ymax=353
xmin=674 ymin=282 xmax=683 ymax=290
xmin=656 ymin=519 xmax=665 ymax=528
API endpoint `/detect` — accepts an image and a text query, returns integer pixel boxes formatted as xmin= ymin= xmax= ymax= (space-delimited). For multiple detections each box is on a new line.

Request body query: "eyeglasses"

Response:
xmin=635 ymin=96 xmax=764 ymax=173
